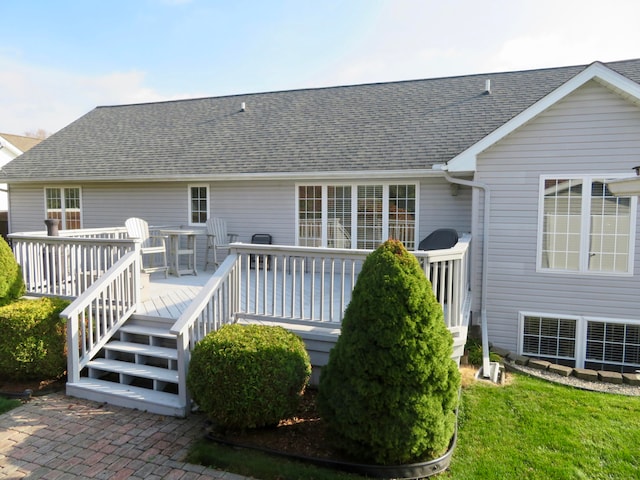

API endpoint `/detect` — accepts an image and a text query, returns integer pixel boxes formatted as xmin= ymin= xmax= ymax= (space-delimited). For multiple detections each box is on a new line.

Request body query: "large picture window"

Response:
xmin=297 ymin=183 xmax=417 ymax=249
xmin=45 ymin=187 xmax=81 ymax=230
xmin=538 ymin=176 xmax=636 ymax=274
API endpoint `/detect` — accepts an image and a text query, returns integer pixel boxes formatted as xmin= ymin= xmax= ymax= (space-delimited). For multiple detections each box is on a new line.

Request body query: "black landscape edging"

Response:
xmin=0 ymin=389 xmax=32 ymax=400
xmin=205 ymin=426 xmax=456 ymax=479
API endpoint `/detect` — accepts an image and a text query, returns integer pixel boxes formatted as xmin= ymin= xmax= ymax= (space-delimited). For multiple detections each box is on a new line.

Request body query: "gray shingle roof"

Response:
xmin=4 ymin=59 xmax=640 ymax=182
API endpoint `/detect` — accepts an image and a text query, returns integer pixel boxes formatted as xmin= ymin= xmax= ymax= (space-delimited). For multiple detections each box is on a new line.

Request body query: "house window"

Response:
xmin=297 ymin=183 xmax=417 ymax=249
xmin=357 ymin=185 xmax=383 ymax=249
xmin=521 ymin=313 xmax=640 ymax=372
xmin=521 ymin=314 xmax=577 ymax=366
xmin=45 ymin=187 xmax=81 ymax=230
xmin=389 ymin=184 xmax=416 ymax=250
xmin=189 ymin=185 xmax=209 ymax=225
xmin=585 ymin=320 xmax=640 ymax=373
xmin=538 ymin=176 xmax=636 ymax=274
xmin=328 ymin=186 xmax=351 ymax=248
xmin=299 ymin=186 xmax=322 ymax=247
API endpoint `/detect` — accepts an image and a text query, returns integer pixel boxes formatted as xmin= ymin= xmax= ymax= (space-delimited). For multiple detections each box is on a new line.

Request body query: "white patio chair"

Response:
xmin=125 ymin=217 xmax=169 ymax=277
xmin=204 ymin=217 xmax=238 ymax=270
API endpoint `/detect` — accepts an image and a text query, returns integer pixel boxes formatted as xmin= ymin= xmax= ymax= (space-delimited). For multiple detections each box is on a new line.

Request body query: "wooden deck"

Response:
xmin=139 ymin=267 xmax=355 ymax=323
xmin=139 ymin=270 xmax=215 ymax=318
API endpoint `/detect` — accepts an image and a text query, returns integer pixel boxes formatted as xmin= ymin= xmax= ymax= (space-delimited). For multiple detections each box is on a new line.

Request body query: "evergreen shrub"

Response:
xmin=0 ymin=237 xmax=25 ymax=306
xmin=318 ymin=239 xmax=461 ymax=465
xmin=187 ymin=323 xmax=311 ymax=430
xmin=0 ymin=297 xmax=70 ymax=380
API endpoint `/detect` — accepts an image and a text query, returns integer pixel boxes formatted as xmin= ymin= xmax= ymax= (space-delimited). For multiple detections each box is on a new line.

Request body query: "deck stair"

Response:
xmin=65 ymin=315 xmax=187 ymax=417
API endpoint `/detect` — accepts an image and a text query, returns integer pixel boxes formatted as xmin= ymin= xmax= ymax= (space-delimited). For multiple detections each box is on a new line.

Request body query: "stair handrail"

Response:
xmin=170 ymin=253 xmax=238 ymax=411
xmin=62 ymin=247 xmax=141 ymax=384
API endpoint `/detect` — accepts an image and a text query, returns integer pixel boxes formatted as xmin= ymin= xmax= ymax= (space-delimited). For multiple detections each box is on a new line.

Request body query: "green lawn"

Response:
xmin=188 ymin=372 xmax=640 ymax=479
xmin=444 ymin=373 xmax=640 ymax=479
xmin=0 ymin=396 xmax=21 ymax=415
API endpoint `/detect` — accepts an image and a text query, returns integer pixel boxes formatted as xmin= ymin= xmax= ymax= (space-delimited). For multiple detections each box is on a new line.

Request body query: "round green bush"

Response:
xmin=318 ymin=239 xmax=461 ymax=465
xmin=187 ymin=323 xmax=311 ymax=430
xmin=0 ymin=297 xmax=70 ymax=380
xmin=0 ymin=236 xmax=25 ymax=306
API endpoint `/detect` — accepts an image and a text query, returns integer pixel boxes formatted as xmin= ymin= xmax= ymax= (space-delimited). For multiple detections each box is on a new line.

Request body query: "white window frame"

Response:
xmin=295 ymin=182 xmax=419 ymax=249
xmin=188 ymin=184 xmax=210 ymax=226
xmin=518 ymin=311 xmax=584 ymax=366
xmin=536 ymin=174 xmax=637 ymax=276
xmin=519 ymin=311 xmax=640 ymax=371
xmin=583 ymin=316 xmax=640 ymax=372
xmin=44 ymin=186 xmax=83 ymax=230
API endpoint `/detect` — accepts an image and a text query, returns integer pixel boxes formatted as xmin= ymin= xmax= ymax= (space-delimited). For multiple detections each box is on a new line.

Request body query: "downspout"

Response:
xmin=442 ymin=169 xmax=498 ymax=381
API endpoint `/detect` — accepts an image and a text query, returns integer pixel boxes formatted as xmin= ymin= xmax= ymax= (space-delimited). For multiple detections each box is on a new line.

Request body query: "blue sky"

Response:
xmin=2 ymin=0 xmax=640 ymax=135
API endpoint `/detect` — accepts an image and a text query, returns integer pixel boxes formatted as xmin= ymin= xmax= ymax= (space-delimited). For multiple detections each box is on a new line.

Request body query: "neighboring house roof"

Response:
xmin=0 ymin=133 xmax=42 ymax=158
xmin=0 ymin=133 xmax=42 ymax=153
xmin=3 ymin=59 xmax=640 ymax=183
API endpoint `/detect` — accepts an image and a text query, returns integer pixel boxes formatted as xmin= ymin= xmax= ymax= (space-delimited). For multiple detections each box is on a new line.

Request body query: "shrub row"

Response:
xmin=189 ymin=240 xmax=460 ymax=466
xmin=0 ymin=297 xmax=70 ymax=380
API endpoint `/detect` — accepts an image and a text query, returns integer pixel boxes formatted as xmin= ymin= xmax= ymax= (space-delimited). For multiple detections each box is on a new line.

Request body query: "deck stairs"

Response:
xmin=65 ymin=315 xmax=187 ymax=417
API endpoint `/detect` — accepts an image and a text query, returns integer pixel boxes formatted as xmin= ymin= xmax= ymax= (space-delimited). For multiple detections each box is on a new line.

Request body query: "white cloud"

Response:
xmin=0 ymin=57 xmax=198 ymax=135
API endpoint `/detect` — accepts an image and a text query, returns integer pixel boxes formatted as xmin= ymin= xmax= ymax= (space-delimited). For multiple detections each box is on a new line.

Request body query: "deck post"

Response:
xmin=176 ymin=332 xmax=191 ymax=415
xmin=133 ymin=242 xmax=142 ymax=310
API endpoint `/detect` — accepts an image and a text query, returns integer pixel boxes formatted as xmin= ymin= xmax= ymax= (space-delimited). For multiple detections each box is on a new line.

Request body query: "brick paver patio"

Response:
xmin=0 ymin=392 xmax=250 ymax=479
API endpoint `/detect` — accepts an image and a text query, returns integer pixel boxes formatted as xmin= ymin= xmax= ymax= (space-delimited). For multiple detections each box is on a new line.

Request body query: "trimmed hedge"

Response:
xmin=187 ymin=323 xmax=311 ymax=430
xmin=0 ymin=236 xmax=25 ymax=306
xmin=318 ymin=239 xmax=461 ymax=465
xmin=0 ymin=297 xmax=70 ymax=380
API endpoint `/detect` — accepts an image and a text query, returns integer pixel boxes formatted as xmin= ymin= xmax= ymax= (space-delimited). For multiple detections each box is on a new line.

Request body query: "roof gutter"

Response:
xmin=441 ymin=167 xmax=499 ymax=382
xmin=1 ymin=168 xmax=447 ymax=185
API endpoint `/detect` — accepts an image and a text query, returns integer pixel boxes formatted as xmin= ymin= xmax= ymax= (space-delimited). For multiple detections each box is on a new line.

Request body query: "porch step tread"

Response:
xmin=103 ymin=341 xmax=178 ymax=360
xmin=87 ymin=358 xmax=178 ymax=383
xmin=67 ymin=379 xmax=184 ymax=414
xmin=118 ymin=324 xmax=176 ymax=340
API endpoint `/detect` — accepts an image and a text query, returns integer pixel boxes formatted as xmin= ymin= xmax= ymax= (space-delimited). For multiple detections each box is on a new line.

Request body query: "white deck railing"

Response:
xmin=168 ymin=236 xmax=471 ymax=408
xmin=170 ymin=254 xmax=239 ymax=409
xmin=232 ymin=234 xmax=471 ymax=329
xmin=10 ymin=227 xmax=137 ymax=297
xmin=61 ymin=249 xmax=141 ymax=384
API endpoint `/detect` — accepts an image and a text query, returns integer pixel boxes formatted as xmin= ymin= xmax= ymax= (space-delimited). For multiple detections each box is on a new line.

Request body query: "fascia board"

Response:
xmin=0 ymin=139 xmax=23 ymax=158
xmin=446 ymin=62 xmax=640 ymax=173
xmin=3 ymin=168 xmax=446 ymax=184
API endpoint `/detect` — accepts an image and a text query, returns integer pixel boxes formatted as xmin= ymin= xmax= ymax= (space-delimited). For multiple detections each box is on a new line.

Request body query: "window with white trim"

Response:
xmin=521 ymin=314 xmax=577 ymax=366
xmin=297 ymin=183 xmax=417 ymax=249
xmin=189 ymin=185 xmax=209 ymax=225
xmin=585 ymin=320 xmax=640 ymax=373
xmin=45 ymin=187 xmax=82 ymax=230
xmin=520 ymin=313 xmax=640 ymax=373
xmin=538 ymin=176 xmax=636 ymax=274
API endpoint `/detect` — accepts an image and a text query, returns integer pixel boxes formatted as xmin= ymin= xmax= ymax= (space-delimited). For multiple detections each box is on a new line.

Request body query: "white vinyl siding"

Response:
xmin=476 ymin=79 xmax=640 ymax=356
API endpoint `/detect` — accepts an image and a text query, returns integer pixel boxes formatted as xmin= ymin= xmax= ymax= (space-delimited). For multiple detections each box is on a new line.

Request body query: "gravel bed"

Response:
xmin=504 ymin=361 xmax=640 ymax=396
